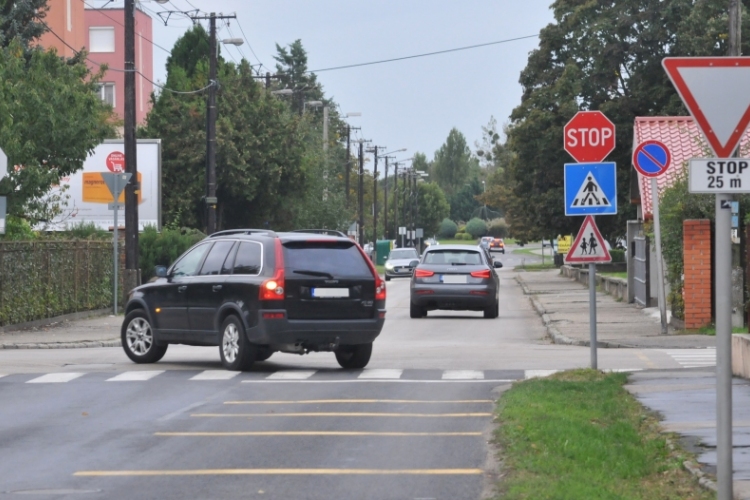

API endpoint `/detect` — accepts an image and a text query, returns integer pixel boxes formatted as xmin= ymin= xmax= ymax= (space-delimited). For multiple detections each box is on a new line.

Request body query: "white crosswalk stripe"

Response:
xmin=0 ymin=374 xmax=6 ymax=380
xmin=265 ymin=370 xmax=316 ymax=380
xmin=662 ymin=348 xmax=716 ymax=368
xmin=358 ymin=369 xmax=403 ymax=379
xmin=26 ymin=372 xmax=85 ymax=384
xmin=107 ymin=370 xmax=164 ymax=382
xmin=442 ymin=370 xmax=484 ymax=380
xmin=190 ymin=370 xmax=241 ymax=381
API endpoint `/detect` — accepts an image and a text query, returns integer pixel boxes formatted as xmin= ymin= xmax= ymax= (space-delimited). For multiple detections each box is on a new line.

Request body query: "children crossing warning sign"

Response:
xmin=564 ymin=215 xmax=612 ymax=263
xmin=564 ymin=162 xmax=617 ymax=215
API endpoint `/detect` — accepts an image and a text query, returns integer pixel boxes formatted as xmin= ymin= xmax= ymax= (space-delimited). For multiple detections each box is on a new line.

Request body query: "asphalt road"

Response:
xmin=0 ymin=259 xmax=701 ymax=500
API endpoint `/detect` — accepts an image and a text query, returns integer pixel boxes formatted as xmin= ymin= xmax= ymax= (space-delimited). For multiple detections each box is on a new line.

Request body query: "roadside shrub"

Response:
xmin=457 ymin=223 xmax=466 ymax=234
xmin=61 ymin=221 xmax=110 ymax=240
xmin=610 ymin=248 xmax=625 ymax=263
xmin=438 ymin=218 xmax=458 ymax=239
xmin=465 ymin=218 xmax=488 ymax=238
xmin=487 ymin=218 xmax=509 ymax=238
xmin=1 ymin=216 xmax=37 ymax=241
xmin=139 ymin=226 xmax=205 ymax=281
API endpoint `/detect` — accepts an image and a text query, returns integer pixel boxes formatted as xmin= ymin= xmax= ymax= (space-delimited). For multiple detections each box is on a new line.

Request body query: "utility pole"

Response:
xmin=123 ymin=0 xmax=139 ymax=301
xmin=345 ymin=126 xmax=351 ymax=208
xmin=358 ymin=141 xmax=365 ymax=246
xmin=367 ymin=146 xmax=385 ymax=245
xmin=717 ymin=3 xmax=740 ymax=499
xmin=393 ymin=162 xmax=399 ymax=244
xmin=191 ymin=12 xmax=236 ymax=234
xmin=384 ymin=156 xmax=390 ymax=240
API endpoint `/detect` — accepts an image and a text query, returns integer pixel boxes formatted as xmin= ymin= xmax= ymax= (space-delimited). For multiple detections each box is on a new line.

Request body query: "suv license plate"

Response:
xmin=441 ymin=275 xmax=467 ymax=284
xmin=312 ymin=288 xmax=350 ymax=298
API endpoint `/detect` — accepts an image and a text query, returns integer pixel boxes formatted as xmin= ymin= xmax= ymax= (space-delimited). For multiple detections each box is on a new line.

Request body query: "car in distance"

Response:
xmin=489 ymin=238 xmax=505 ymax=253
xmin=410 ymin=244 xmax=502 ymax=319
xmin=121 ymin=229 xmax=386 ymax=371
xmin=384 ymin=247 xmax=420 ymax=281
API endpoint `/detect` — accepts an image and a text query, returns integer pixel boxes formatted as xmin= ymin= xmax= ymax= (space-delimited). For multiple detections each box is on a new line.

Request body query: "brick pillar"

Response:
xmin=683 ymin=219 xmax=712 ymax=329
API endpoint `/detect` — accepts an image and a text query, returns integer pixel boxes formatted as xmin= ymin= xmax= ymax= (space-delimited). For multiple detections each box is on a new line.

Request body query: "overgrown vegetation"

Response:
xmin=139 ymin=226 xmax=205 ymax=281
xmin=494 ymin=370 xmax=714 ymax=499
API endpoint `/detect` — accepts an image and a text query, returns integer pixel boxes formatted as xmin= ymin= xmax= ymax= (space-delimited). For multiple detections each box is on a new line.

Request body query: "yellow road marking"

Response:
xmin=635 ymin=351 xmax=658 ymax=369
xmin=191 ymin=412 xmax=492 ymax=418
xmin=155 ymin=431 xmax=482 ymax=437
xmin=74 ymin=468 xmax=484 ymax=477
xmin=224 ymin=399 xmax=493 ymax=405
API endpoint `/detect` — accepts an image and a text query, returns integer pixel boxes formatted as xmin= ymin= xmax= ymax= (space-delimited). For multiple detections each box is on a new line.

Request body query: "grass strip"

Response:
xmin=515 ymin=263 xmax=557 ymax=271
xmin=493 ymin=369 xmax=713 ymax=500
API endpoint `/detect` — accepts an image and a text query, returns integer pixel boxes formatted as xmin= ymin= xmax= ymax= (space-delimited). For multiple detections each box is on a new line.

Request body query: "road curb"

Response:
xmin=0 ymin=339 xmax=121 ymax=350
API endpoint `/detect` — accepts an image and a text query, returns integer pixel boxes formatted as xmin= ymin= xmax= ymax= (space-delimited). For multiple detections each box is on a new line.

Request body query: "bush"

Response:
xmin=62 ymin=221 xmax=111 ymax=240
xmin=139 ymin=226 xmax=205 ymax=281
xmin=1 ymin=216 xmax=37 ymax=241
xmin=487 ymin=218 xmax=509 ymax=238
xmin=465 ymin=218 xmax=488 ymax=238
xmin=438 ymin=218 xmax=458 ymax=239
xmin=610 ymin=248 xmax=625 ymax=263
xmin=457 ymin=224 xmax=466 ymax=234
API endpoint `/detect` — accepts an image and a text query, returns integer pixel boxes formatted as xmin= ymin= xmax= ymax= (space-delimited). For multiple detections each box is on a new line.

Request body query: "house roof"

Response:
xmin=633 ymin=116 xmax=750 ymax=217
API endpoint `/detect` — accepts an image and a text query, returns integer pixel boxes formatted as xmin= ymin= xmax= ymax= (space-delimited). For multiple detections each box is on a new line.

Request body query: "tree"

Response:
xmin=273 ymin=40 xmax=325 ymax=115
xmin=0 ymin=0 xmax=48 ymax=49
xmin=432 ymin=128 xmax=478 ymax=196
xmin=449 ymin=177 xmax=483 ymax=223
xmin=416 ymin=182 xmax=450 ymax=237
xmin=492 ymin=0 xmax=748 ymax=244
xmin=0 ymin=39 xmax=116 ymax=223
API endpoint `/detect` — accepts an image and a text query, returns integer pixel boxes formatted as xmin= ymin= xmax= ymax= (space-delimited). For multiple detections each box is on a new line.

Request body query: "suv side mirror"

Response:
xmin=493 ymin=261 xmax=503 ymax=269
xmin=155 ymin=266 xmax=168 ymax=278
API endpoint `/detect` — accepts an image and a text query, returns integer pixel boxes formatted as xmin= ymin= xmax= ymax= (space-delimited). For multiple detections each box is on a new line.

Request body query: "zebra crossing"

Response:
xmin=660 ymin=348 xmax=716 ymax=368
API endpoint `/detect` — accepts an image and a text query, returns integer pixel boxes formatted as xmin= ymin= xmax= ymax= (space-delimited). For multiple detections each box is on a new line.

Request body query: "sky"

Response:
xmin=105 ymin=0 xmax=556 ymax=164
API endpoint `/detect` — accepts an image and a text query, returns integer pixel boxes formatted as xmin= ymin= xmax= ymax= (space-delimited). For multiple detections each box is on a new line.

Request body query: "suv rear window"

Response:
xmin=424 ymin=250 xmax=484 ymax=265
xmin=283 ymin=241 xmax=371 ymax=278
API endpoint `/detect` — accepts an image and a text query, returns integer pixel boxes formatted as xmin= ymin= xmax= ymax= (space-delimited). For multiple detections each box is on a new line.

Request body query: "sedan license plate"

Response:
xmin=312 ymin=287 xmax=350 ymax=298
xmin=441 ymin=275 xmax=467 ymax=284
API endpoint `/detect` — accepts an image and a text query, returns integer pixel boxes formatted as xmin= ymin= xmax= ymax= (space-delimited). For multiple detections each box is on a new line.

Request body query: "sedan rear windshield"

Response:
xmin=424 ymin=250 xmax=483 ymax=265
xmin=283 ymin=241 xmax=372 ymax=278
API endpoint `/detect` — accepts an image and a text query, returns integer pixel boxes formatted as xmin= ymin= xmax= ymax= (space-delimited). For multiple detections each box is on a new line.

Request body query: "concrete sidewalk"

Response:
xmin=517 ymin=269 xmax=715 ymax=349
xmin=0 ymin=313 xmax=121 ymax=349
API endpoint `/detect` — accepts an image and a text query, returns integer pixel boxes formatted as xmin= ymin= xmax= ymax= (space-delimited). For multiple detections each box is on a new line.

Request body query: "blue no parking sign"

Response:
xmin=564 ymin=162 xmax=618 ymax=216
xmin=633 ymin=140 xmax=671 ymax=178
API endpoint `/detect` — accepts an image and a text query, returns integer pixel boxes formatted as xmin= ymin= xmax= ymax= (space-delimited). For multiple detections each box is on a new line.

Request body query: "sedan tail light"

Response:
xmin=414 ymin=269 xmax=434 ymax=278
xmin=470 ymin=269 xmax=492 ymax=279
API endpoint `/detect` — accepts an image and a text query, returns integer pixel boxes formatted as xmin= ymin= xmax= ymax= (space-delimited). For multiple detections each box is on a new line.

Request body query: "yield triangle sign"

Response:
xmin=571 ymin=171 xmax=611 ymax=208
xmin=663 ymin=57 xmax=750 ymax=158
xmin=565 ymin=215 xmax=611 ymax=264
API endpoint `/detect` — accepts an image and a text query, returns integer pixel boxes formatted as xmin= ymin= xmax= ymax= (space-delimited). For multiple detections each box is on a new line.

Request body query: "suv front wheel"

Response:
xmin=122 ymin=309 xmax=168 ymax=363
xmin=334 ymin=342 xmax=372 ymax=369
xmin=219 ymin=315 xmax=256 ymax=371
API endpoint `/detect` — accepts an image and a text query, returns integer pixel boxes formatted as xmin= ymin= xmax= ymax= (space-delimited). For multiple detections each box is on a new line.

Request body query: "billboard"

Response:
xmin=40 ymin=139 xmax=161 ymax=231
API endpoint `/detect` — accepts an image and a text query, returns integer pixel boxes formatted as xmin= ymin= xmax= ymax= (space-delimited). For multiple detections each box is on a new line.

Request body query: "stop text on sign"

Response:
xmin=563 ymin=110 xmax=616 ymax=163
xmin=689 ymin=158 xmax=750 ymax=193
xmin=565 ymin=127 xmax=613 ymax=148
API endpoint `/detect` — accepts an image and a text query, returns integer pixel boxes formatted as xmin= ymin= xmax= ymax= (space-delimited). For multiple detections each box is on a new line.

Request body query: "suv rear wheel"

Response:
xmin=410 ymin=302 xmax=426 ymax=318
xmin=219 ymin=315 xmax=256 ymax=371
xmin=122 ymin=310 xmax=168 ymax=363
xmin=335 ymin=342 xmax=372 ymax=369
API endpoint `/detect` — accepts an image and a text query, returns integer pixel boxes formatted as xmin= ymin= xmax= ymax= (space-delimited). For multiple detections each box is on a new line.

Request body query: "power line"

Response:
xmin=81 ymin=0 xmax=174 ymax=55
xmin=310 ymin=34 xmax=539 ymax=73
xmin=235 ymin=19 xmax=265 ymax=71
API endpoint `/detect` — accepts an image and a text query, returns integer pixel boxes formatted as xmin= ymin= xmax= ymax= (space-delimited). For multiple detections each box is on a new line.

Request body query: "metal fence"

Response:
xmin=633 ymin=235 xmax=650 ymax=307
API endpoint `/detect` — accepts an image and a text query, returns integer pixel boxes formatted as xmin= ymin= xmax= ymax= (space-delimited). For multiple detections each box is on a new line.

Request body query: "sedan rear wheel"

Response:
xmin=219 ymin=315 xmax=256 ymax=371
xmin=121 ymin=310 xmax=168 ymax=363
xmin=335 ymin=342 xmax=373 ymax=369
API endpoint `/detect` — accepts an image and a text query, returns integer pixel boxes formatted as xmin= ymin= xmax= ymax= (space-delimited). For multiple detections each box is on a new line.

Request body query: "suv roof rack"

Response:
xmin=290 ymin=229 xmax=347 ymax=238
xmin=208 ymin=229 xmax=278 ymax=238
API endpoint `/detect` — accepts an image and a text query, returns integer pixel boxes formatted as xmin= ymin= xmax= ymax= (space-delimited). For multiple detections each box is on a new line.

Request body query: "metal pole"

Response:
xmin=393 ymin=162 xmax=399 ymax=244
xmin=345 ymin=126 xmax=351 ymax=208
xmin=123 ymin=0 xmax=138 ymax=291
xmin=384 ymin=156 xmax=389 ymax=240
xmin=373 ymin=151 xmax=378 ymax=243
xmin=206 ymin=13 xmax=217 ymax=234
xmin=113 ymin=175 xmax=119 ymax=316
xmin=650 ymin=178 xmax=668 ymax=334
xmin=588 ymin=261 xmax=597 ymax=370
xmin=717 ymin=193 xmax=733 ymax=500
xmin=323 ymin=106 xmax=329 ymax=201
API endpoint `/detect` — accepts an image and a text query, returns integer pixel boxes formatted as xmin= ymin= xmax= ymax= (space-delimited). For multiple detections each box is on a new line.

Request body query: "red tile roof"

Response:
xmin=633 ymin=116 xmax=750 ymax=217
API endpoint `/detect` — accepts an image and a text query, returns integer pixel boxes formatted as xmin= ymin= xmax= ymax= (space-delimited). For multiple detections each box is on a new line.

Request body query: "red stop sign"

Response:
xmin=563 ymin=111 xmax=616 ymax=163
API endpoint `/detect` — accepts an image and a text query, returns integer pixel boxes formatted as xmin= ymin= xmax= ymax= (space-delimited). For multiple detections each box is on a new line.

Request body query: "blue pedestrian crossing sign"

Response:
xmin=564 ymin=162 xmax=617 ymax=216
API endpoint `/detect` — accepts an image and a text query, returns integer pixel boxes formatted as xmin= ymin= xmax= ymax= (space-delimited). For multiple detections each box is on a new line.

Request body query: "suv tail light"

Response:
xmin=414 ymin=269 xmax=434 ymax=278
xmin=470 ymin=269 xmax=492 ymax=279
xmin=260 ymin=239 xmax=285 ymax=300
xmin=355 ymin=243 xmax=386 ymax=302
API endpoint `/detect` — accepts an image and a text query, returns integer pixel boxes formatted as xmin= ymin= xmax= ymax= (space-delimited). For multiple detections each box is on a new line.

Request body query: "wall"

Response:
xmin=683 ymin=219 xmax=712 ymax=329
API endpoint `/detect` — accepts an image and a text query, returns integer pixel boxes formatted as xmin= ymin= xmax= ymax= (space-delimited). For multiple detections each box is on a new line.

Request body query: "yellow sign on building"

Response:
xmin=557 ymin=235 xmax=573 ymax=254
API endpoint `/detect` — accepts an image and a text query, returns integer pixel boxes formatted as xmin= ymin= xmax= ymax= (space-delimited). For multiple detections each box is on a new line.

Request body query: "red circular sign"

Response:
xmin=105 ymin=151 xmax=126 ymax=173
xmin=632 ymin=140 xmax=671 ymax=178
xmin=564 ymin=111 xmax=616 ymax=163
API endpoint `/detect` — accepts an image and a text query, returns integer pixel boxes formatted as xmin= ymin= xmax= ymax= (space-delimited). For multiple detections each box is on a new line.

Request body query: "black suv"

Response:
xmin=121 ymin=230 xmax=386 ymax=371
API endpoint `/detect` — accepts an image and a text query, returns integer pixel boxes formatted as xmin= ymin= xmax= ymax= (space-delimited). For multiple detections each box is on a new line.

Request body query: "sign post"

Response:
xmin=563 ymin=110 xmax=617 ymax=370
xmin=633 ymin=140 xmax=671 ymax=335
xmin=663 ymin=54 xmax=750 ymax=500
xmin=102 ymin=172 xmax=132 ymax=315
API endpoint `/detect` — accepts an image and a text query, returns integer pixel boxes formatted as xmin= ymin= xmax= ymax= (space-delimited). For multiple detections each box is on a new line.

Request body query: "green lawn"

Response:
xmin=493 ymin=370 xmax=714 ymax=499
xmin=599 ymin=271 xmax=627 ymax=280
